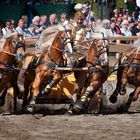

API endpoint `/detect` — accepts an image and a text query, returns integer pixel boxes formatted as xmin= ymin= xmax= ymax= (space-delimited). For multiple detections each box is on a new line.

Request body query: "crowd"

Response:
xmin=0 ymin=0 xmax=73 ymax=5
xmin=0 ymin=1 xmax=140 ymax=42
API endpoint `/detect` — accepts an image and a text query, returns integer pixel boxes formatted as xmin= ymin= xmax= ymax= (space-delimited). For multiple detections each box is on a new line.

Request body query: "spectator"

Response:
xmin=48 ymin=13 xmax=58 ymax=26
xmin=120 ymin=19 xmax=132 ymax=36
xmin=115 ymin=17 xmax=122 ymax=34
xmin=24 ymin=23 xmax=38 ymax=37
xmin=109 ymin=21 xmax=120 ymax=43
xmin=16 ymin=19 xmax=26 ymax=35
xmin=21 ymin=15 xmax=28 ymax=28
xmin=40 ymin=15 xmax=48 ymax=28
xmin=60 ymin=12 xmax=69 ymax=24
xmin=10 ymin=19 xmax=16 ymax=33
xmin=32 ymin=16 xmax=42 ymax=35
xmin=110 ymin=21 xmax=117 ymax=36
xmin=82 ymin=1 xmax=95 ymax=22
xmin=120 ymin=19 xmax=132 ymax=44
xmin=2 ymin=19 xmax=12 ymax=36
xmin=132 ymin=20 xmax=140 ymax=36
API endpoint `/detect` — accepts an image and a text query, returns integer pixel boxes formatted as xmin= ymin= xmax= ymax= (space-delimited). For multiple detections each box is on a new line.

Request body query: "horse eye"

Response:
xmin=12 ymin=40 xmax=17 ymax=46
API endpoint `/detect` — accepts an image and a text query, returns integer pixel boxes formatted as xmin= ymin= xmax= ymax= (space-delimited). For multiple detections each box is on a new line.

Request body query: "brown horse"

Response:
xmin=74 ymin=28 xmax=109 ymax=113
xmin=23 ymin=24 xmax=109 ymax=114
xmin=109 ymin=39 xmax=140 ymax=112
xmin=23 ymin=24 xmax=86 ymax=113
xmin=0 ymin=33 xmax=25 ymax=109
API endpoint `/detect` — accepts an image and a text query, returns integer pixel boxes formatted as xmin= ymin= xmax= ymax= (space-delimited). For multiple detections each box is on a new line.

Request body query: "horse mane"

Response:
xmin=133 ymin=38 xmax=140 ymax=52
xmin=37 ymin=23 xmax=72 ymax=51
xmin=92 ymin=24 xmax=108 ymax=39
xmin=0 ymin=38 xmax=6 ymax=49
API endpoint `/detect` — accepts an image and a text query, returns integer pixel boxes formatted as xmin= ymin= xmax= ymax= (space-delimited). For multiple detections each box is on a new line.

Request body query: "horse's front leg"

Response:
xmin=41 ymin=70 xmax=62 ymax=96
xmin=22 ymin=72 xmax=33 ymax=111
xmin=0 ymin=73 xmax=12 ymax=106
xmin=119 ymin=67 xmax=131 ymax=95
xmin=109 ymin=68 xmax=124 ymax=104
xmin=130 ymin=86 xmax=140 ymax=102
xmin=66 ymin=71 xmax=87 ymax=115
xmin=75 ymin=72 xmax=104 ymax=111
xmin=27 ymin=72 xmax=42 ymax=113
xmin=119 ymin=87 xmax=140 ymax=113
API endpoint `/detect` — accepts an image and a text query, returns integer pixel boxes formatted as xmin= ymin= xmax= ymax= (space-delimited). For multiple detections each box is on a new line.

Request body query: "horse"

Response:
xmin=74 ymin=25 xmax=109 ymax=113
xmin=109 ymin=38 xmax=140 ymax=112
xmin=0 ymin=33 xmax=25 ymax=112
xmin=21 ymin=24 xmax=87 ymax=113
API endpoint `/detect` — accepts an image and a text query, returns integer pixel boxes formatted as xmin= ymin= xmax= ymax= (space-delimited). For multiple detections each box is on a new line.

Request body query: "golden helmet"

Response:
xmin=74 ymin=11 xmax=84 ymax=20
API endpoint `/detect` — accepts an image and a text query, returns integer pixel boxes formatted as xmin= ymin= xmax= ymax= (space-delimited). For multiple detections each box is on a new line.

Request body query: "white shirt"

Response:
xmin=2 ymin=27 xmax=12 ymax=36
xmin=136 ymin=0 xmax=140 ymax=8
xmin=120 ymin=27 xmax=132 ymax=36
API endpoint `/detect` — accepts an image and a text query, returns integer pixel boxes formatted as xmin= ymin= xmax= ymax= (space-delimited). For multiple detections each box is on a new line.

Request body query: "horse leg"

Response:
xmin=41 ymin=71 xmax=62 ymax=96
xmin=88 ymin=90 xmax=101 ymax=114
xmin=66 ymin=71 xmax=87 ymax=115
xmin=109 ymin=65 xmax=126 ymax=103
xmin=119 ymin=67 xmax=130 ymax=95
xmin=117 ymin=87 xmax=140 ymax=113
xmin=131 ymin=86 xmax=140 ymax=102
xmin=26 ymin=72 xmax=43 ymax=113
xmin=22 ymin=74 xmax=32 ymax=112
xmin=75 ymin=72 xmax=103 ymax=111
xmin=0 ymin=88 xmax=7 ymax=106
xmin=0 ymin=74 xmax=12 ymax=106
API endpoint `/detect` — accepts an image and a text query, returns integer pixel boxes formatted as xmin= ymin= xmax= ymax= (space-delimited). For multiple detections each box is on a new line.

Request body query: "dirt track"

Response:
xmin=0 ymin=78 xmax=140 ymax=140
xmin=0 ymin=112 xmax=140 ymax=140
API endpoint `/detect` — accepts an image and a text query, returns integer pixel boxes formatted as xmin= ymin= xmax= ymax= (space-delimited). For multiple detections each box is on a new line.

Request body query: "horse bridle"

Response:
xmin=93 ymin=38 xmax=109 ymax=57
xmin=57 ymin=30 xmax=73 ymax=51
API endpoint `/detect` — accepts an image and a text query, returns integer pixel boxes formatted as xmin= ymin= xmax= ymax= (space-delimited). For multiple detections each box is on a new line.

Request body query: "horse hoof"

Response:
xmin=65 ymin=110 xmax=73 ymax=116
xmin=75 ymin=100 xmax=85 ymax=111
xmin=26 ymin=106 xmax=34 ymax=114
xmin=109 ymin=95 xmax=117 ymax=104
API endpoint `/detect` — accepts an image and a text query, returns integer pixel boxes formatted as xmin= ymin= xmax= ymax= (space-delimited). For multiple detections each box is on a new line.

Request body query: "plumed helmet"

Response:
xmin=74 ymin=11 xmax=84 ymax=20
xmin=74 ymin=3 xmax=83 ymax=11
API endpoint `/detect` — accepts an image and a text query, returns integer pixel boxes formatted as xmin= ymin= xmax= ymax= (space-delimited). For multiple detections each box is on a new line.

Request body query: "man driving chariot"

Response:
xmin=64 ymin=3 xmax=92 ymax=67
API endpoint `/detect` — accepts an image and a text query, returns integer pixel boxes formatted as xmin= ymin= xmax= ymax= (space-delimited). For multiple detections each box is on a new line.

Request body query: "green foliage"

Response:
xmin=74 ymin=0 xmax=88 ymax=3
xmin=116 ymin=0 xmax=127 ymax=9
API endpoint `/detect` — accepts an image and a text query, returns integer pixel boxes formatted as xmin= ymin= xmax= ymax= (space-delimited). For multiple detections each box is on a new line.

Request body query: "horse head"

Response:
xmin=4 ymin=33 xmax=25 ymax=61
xmin=46 ymin=24 xmax=73 ymax=64
xmin=90 ymin=25 xmax=109 ymax=66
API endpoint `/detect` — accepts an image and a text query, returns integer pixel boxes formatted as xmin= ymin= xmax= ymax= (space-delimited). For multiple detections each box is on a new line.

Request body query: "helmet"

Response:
xmin=74 ymin=3 xmax=83 ymax=11
xmin=74 ymin=11 xmax=84 ymax=20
